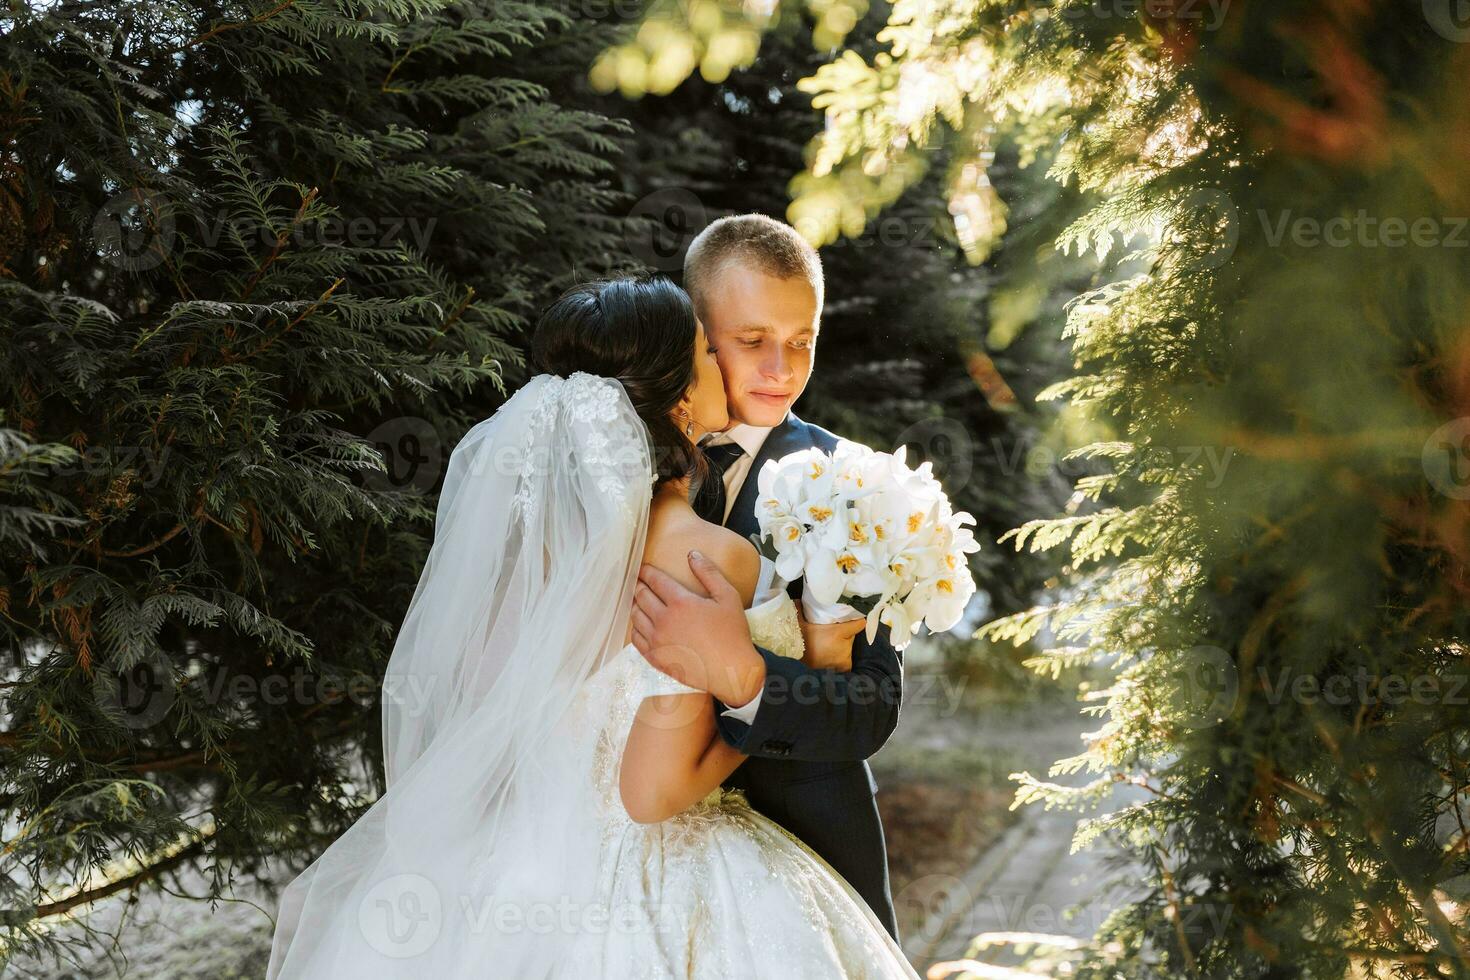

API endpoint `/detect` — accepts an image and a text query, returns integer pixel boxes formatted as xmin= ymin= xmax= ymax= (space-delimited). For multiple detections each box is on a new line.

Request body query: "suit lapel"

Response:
xmin=725 ymin=412 xmax=815 ymax=541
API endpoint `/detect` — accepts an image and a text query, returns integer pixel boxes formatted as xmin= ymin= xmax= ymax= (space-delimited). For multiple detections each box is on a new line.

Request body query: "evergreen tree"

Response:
xmin=0 ymin=0 xmax=631 ymax=967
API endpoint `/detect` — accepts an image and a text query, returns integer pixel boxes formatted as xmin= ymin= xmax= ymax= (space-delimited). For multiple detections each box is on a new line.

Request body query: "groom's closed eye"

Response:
xmin=735 ymin=335 xmax=814 ymax=349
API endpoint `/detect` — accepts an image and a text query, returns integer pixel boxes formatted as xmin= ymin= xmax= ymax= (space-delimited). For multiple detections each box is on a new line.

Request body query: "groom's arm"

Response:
xmin=713 ymin=623 xmax=901 ymax=763
xmin=633 ymin=553 xmax=901 ymax=764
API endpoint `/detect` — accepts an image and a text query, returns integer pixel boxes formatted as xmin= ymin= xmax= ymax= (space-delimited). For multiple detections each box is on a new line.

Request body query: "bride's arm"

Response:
xmin=620 ymin=696 xmax=746 ymax=824
xmin=619 ymin=535 xmax=759 ymax=825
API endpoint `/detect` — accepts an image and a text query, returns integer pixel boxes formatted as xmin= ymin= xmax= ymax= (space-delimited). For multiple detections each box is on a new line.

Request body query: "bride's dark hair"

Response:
xmin=531 ymin=275 xmax=709 ymax=494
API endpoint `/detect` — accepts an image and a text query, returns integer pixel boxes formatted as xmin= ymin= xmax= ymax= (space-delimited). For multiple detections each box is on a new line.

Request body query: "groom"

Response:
xmin=631 ymin=213 xmax=902 ymax=939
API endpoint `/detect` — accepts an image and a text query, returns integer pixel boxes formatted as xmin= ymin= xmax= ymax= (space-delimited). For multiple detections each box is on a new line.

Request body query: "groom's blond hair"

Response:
xmin=683 ymin=213 xmax=824 ymax=316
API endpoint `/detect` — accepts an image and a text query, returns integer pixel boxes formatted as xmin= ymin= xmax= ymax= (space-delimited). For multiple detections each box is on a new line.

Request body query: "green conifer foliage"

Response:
xmin=1 ymin=0 xmax=630 ymax=964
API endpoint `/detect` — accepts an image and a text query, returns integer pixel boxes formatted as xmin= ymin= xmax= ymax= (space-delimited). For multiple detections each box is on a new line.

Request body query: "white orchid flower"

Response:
xmin=750 ymin=442 xmax=979 ymax=650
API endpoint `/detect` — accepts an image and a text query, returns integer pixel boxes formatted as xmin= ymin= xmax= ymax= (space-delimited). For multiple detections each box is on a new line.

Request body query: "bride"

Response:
xmin=266 ymin=275 xmax=919 ymax=978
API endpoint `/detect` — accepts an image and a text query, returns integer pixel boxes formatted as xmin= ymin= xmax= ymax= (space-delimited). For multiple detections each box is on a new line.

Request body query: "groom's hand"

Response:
xmin=631 ymin=551 xmax=766 ymax=709
xmin=797 ymin=611 xmax=864 ymax=672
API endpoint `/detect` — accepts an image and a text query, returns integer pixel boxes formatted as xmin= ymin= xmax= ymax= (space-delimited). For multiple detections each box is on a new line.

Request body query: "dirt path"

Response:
xmin=890 ymin=704 xmax=1150 ymax=976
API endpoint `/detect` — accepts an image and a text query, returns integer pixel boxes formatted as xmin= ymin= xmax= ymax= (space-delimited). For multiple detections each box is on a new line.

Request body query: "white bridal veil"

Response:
xmin=267 ymin=373 xmax=653 ymax=978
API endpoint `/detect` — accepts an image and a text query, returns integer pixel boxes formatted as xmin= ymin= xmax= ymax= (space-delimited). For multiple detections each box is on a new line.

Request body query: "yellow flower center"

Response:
xmin=849 ymin=522 xmax=868 ymax=543
xmin=907 ymin=511 xmax=924 ymax=533
xmin=936 ymin=579 xmax=953 ymax=594
xmin=785 ymin=525 xmax=801 ymax=541
xmin=808 ymin=461 xmax=825 ymax=480
xmin=874 ymin=524 xmax=886 ymax=540
xmin=836 ymin=553 xmax=859 ymax=573
xmin=808 ymin=505 xmax=833 ymax=522
xmin=945 ymin=553 xmax=957 ymax=570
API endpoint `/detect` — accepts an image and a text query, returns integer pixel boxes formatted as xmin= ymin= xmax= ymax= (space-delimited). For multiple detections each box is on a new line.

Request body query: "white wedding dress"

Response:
xmin=559 ymin=559 xmax=920 ymax=978
xmin=267 ymin=373 xmax=919 ymax=979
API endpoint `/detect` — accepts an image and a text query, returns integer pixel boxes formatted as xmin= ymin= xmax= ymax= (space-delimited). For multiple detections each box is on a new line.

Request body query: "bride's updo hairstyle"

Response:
xmin=531 ymin=275 xmax=709 ymax=495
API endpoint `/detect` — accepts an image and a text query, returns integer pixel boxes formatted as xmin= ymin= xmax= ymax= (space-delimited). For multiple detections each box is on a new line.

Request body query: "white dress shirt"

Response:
xmin=701 ymin=423 xmax=776 ymax=725
xmin=702 ymin=423 xmax=772 ymax=524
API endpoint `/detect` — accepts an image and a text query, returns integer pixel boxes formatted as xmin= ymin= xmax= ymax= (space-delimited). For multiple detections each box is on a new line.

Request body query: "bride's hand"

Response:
xmin=797 ymin=611 xmax=865 ymax=672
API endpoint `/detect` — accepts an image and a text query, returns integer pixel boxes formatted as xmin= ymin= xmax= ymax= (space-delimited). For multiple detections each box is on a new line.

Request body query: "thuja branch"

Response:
xmin=29 ymin=833 xmax=214 ymax=920
xmin=168 ymin=0 xmax=299 ymax=55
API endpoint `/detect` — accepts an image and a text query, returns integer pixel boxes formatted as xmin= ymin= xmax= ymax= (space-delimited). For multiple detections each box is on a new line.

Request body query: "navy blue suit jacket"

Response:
xmin=714 ymin=411 xmax=901 ymax=940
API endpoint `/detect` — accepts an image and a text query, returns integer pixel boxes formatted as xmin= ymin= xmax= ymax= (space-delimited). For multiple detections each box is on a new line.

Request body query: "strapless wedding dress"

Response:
xmin=555 ymin=557 xmax=919 ymax=979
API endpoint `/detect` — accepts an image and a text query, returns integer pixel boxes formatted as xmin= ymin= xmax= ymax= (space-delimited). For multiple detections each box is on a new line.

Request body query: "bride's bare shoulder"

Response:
xmin=644 ymin=508 xmax=760 ymax=607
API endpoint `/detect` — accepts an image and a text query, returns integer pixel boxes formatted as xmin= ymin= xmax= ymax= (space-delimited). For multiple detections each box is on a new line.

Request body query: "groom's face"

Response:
xmin=699 ymin=264 xmax=819 ymax=428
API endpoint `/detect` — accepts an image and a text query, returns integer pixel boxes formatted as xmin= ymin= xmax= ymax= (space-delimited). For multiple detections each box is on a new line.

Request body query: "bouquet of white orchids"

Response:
xmin=751 ymin=442 xmax=980 ymax=652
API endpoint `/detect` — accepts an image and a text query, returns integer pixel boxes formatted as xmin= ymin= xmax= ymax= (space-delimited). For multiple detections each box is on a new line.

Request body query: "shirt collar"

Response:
xmin=703 ymin=422 xmax=773 ymax=458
